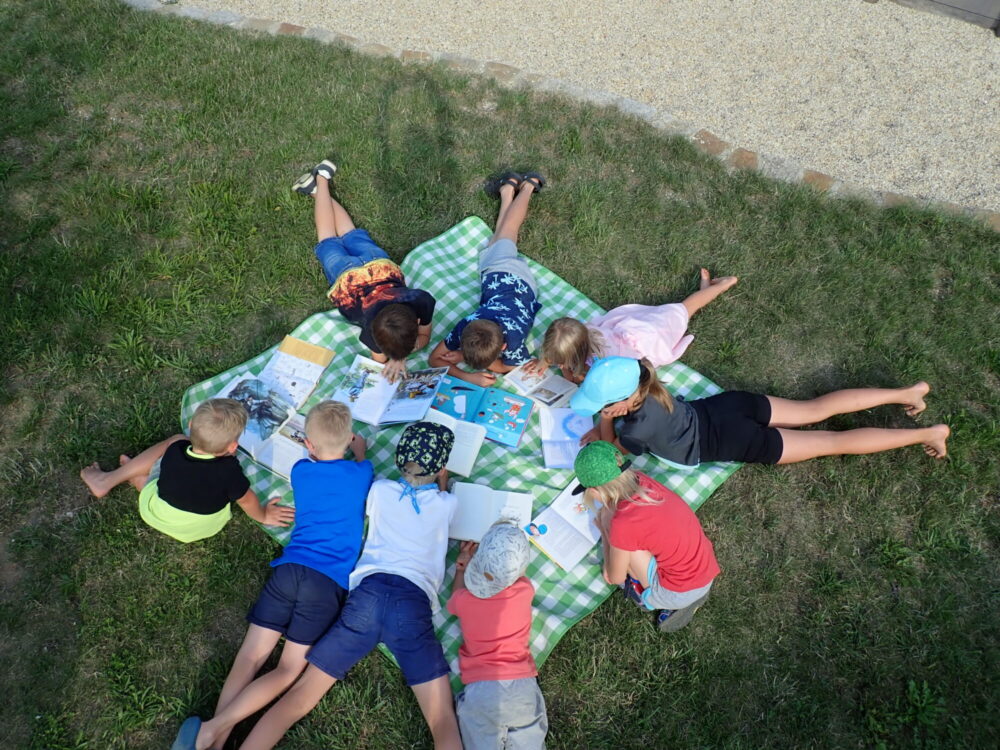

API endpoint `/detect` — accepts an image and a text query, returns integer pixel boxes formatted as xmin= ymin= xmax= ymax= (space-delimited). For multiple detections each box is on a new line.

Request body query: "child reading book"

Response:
xmin=231 ymin=422 xmax=463 ymax=750
xmin=448 ymin=522 xmax=548 ymax=749
xmin=294 ymin=159 xmax=436 ymax=382
xmin=80 ymin=398 xmax=294 ymax=542
xmin=171 ymin=401 xmax=371 ymax=750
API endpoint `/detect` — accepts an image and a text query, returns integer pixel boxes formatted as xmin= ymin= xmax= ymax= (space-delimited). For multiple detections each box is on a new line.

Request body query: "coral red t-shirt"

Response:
xmin=607 ymin=472 xmax=720 ymax=592
xmin=445 ymin=577 xmax=538 ymax=685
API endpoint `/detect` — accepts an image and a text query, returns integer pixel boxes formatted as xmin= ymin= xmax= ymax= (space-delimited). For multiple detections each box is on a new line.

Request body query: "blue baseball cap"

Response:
xmin=570 ymin=357 xmax=641 ymax=416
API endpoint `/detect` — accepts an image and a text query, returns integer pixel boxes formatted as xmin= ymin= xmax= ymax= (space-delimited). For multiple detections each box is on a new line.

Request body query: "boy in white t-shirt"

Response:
xmin=235 ymin=422 xmax=462 ymax=750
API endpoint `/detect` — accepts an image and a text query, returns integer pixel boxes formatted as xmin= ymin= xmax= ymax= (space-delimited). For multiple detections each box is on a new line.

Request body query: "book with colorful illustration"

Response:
xmin=331 ymin=355 xmax=449 ymax=426
xmin=526 ymin=482 xmax=602 ymax=571
xmin=503 ymin=363 xmax=578 ymax=408
xmin=538 ymin=407 xmax=593 ymax=470
xmin=431 ymin=376 xmax=534 ymax=448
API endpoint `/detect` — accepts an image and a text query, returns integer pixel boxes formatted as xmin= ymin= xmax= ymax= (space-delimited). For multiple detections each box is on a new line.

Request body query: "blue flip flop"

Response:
xmin=171 ymin=716 xmax=202 ymax=750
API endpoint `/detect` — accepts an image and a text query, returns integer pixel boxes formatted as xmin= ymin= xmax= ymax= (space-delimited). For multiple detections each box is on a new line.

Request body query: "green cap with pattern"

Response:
xmin=572 ymin=441 xmax=632 ymax=494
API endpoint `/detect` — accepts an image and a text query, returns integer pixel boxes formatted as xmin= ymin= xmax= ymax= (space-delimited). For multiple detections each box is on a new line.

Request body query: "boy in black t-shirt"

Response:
xmin=80 ymin=398 xmax=294 ymax=542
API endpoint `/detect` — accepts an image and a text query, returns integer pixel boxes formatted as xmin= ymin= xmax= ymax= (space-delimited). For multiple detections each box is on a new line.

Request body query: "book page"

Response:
xmin=432 ymin=376 xmax=484 ymax=421
xmin=539 ymin=407 xmax=593 ymax=469
xmin=449 ymin=484 xmax=534 ymax=541
xmin=330 ymin=356 xmax=396 ymax=425
xmin=215 ymin=376 xmax=295 ymax=456
xmin=255 ymin=414 xmax=309 ymax=479
xmin=474 ymin=389 xmax=533 ymax=448
xmin=379 ymin=366 xmax=449 ymax=424
xmin=424 ymin=409 xmax=485 ymax=476
xmin=504 ymin=365 xmax=578 ymax=408
xmin=527 ymin=483 xmax=602 ymax=570
xmin=503 ymin=363 xmax=547 ymax=394
xmin=258 ymin=336 xmax=335 ymax=408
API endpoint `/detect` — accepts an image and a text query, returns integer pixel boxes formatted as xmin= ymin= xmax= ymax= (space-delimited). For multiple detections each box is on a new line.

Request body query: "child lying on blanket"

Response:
xmin=429 ymin=171 xmax=546 ymax=388
xmin=171 ymin=401 xmax=372 ymax=750
xmin=448 ymin=522 xmax=549 ymax=750
xmin=232 ymin=422 xmax=463 ymax=750
xmin=574 ymin=441 xmax=720 ymax=633
xmin=80 ymin=398 xmax=294 ymax=543
xmin=526 ymin=268 xmax=738 ymax=383
xmin=573 ymin=356 xmax=951 ymax=466
xmin=294 ymin=159 xmax=436 ymax=383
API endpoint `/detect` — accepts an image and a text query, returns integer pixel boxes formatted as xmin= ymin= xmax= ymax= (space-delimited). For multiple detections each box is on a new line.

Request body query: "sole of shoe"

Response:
xmin=292 ymin=171 xmax=317 ymax=196
xmin=314 ymin=159 xmax=337 ymax=180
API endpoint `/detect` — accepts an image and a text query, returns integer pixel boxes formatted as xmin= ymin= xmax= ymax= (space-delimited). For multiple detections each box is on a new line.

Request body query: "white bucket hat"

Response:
xmin=465 ymin=521 xmax=530 ymax=599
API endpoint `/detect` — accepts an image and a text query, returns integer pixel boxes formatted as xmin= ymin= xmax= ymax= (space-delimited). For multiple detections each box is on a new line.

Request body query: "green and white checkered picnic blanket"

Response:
xmin=181 ymin=216 xmax=739 ymax=686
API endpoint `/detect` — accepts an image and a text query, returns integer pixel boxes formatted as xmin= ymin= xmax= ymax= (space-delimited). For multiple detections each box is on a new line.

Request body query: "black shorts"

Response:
xmin=247 ymin=563 xmax=347 ymax=645
xmin=691 ymin=391 xmax=784 ymax=465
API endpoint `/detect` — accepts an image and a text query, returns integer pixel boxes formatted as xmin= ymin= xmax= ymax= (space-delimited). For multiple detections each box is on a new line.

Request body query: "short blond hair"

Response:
xmin=189 ymin=398 xmax=247 ymax=454
xmin=304 ymin=401 xmax=353 ymax=456
xmin=541 ymin=317 xmax=606 ymax=375
xmin=400 ymin=461 xmax=438 ymax=487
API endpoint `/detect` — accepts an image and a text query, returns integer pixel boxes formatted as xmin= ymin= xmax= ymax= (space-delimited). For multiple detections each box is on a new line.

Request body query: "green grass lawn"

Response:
xmin=2 ymin=0 xmax=999 ymax=747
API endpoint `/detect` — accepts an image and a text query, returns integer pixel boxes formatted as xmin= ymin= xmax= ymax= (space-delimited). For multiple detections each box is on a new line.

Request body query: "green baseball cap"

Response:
xmin=572 ymin=441 xmax=632 ymax=494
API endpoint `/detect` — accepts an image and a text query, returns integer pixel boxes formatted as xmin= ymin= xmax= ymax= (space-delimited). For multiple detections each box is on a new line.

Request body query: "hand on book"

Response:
xmin=580 ymin=425 xmax=601 ymax=446
xmin=456 ymin=541 xmax=479 ymax=571
xmin=382 ymin=358 xmax=408 ymax=383
xmin=468 ymin=371 xmax=497 ymax=388
xmin=522 ymin=358 xmax=548 ymax=376
xmin=263 ymin=497 xmax=295 ymax=527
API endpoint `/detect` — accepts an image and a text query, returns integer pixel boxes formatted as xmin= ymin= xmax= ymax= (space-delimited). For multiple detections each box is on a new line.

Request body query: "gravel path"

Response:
xmin=186 ymin=0 xmax=1000 ymax=211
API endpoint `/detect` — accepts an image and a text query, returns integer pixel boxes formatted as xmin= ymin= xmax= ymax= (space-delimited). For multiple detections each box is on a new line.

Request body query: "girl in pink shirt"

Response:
xmin=447 ymin=522 xmax=548 ymax=749
xmin=527 ymin=268 xmax=737 ymax=383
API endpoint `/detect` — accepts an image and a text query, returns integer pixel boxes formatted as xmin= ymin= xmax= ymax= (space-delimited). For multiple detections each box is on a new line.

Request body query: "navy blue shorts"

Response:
xmin=246 ymin=563 xmax=347 ymax=646
xmin=307 ymin=573 xmax=450 ymax=687
xmin=692 ymin=391 xmax=784 ymax=465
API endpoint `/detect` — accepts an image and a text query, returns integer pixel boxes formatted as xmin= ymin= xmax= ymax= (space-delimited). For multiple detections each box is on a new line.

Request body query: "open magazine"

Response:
xmin=538 ymin=407 xmax=593 ymax=469
xmin=431 ymin=376 xmax=534 ymax=448
xmin=503 ymin=363 xmax=578 ymax=408
xmin=213 ymin=337 xmax=335 ymax=478
xmin=449 ymin=482 xmax=535 ymax=542
xmin=331 ymin=355 xmax=448 ymax=426
xmin=527 ymin=482 xmax=602 ymax=571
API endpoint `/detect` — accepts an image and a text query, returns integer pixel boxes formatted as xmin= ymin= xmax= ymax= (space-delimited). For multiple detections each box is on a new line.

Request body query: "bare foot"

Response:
xmin=699 ymin=268 xmax=738 ymax=292
xmin=119 ymin=454 xmax=131 ymax=467
xmin=904 ymin=381 xmax=931 ymax=417
xmin=923 ymin=424 xmax=950 ymax=459
xmin=80 ymin=463 xmax=111 ymax=498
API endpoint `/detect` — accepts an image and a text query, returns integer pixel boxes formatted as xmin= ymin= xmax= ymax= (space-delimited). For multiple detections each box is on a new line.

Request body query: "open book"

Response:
xmin=422 ymin=409 xmax=486 ymax=477
xmin=527 ymin=482 xmax=602 ymax=571
xmin=212 ymin=337 xmax=336 ymax=478
xmin=449 ymin=482 xmax=535 ymax=542
xmin=331 ymin=355 xmax=448 ymax=426
xmin=538 ymin=407 xmax=593 ymax=470
xmin=503 ymin=363 xmax=578 ymax=408
xmin=431 ymin=376 xmax=534 ymax=448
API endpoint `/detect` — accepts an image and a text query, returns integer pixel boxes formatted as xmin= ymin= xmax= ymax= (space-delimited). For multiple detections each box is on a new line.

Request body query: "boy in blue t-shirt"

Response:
xmin=172 ymin=401 xmax=373 ymax=750
xmin=429 ymin=171 xmax=545 ymax=387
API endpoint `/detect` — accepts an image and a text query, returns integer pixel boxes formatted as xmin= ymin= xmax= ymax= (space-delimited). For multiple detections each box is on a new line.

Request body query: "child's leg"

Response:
xmin=80 ymin=434 xmax=186 ymax=498
xmin=237 ymin=665 xmax=337 ymax=750
xmin=767 ymin=382 xmax=930 ymax=427
xmin=490 ymin=179 xmax=537 ymax=246
xmin=776 ymin=423 xmax=950 ymax=464
xmin=194 ymin=625 xmax=289 ymax=750
xmin=681 ymin=268 xmax=738 ymax=318
xmin=313 ymin=175 xmax=356 ymax=242
xmin=411 ymin=675 xmax=463 ymax=750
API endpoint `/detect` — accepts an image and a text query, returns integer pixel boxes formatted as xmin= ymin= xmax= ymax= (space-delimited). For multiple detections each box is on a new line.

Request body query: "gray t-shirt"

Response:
xmin=617 ymin=396 xmax=700 ymax=466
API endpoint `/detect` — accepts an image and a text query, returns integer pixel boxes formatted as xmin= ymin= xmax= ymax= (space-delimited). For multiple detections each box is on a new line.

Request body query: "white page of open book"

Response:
xmin=423 ymin=409 xmax=485 ymax=476
xmin=539 ymin=408 xmax=592 ymax=469
xmin=255 ymin=413 xmax=309 ymax=479
xmin=449 ymin=483 xmax=534 ymax=541
xmin=258 ymin=350 xmax=328 ymax=409
xmin=529 ymin=483 xmax=602 ymax=570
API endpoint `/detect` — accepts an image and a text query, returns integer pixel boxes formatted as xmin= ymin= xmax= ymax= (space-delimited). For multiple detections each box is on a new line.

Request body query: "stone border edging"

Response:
xmin=126 ymin=0 xmax=1000 ymax=232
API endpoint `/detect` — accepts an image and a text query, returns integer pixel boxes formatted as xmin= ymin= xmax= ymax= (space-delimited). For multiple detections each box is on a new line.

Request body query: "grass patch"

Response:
xmin=1 ymin=0 xmax=998 ymax=747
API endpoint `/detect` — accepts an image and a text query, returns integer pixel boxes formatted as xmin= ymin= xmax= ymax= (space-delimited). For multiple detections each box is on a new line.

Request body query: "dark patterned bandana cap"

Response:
xmin=395 ymin=422 xmax=455 ymax=476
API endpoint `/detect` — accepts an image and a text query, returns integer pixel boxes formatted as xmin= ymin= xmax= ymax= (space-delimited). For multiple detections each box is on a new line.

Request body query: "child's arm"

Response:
xmin=349 ymin=433 xmax=367 ymax=461
xmin=596 ymin=414 xmax=631 ymax=455
xmin=429 ymin=340 xmax=498 ymax=387
xmin=602 ymin=542 xmax=631 ymax=586
xmin=486 ymin=359 xmax=516 ymax=375
xmin=414 ymin=323 xmax=432 ymax=352
xmin=436 ymin=467 xmax=450 ymax=492
xmin=236 ymin=489 xmax=295 ymax=527
xmin=453 ymin=541 xmax=478 ymax=592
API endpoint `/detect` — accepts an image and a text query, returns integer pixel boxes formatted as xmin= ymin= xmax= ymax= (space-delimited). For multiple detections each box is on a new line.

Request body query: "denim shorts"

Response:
xmin=641 ymin=557 xmax=714 ymax=611
xmin=314 ymin=228 xmax=390 ymax=286
xmin=246 ymin=563 xmax=347 ymax=645
xmin=307 ymin=573 xmax=450 ymax=686
xmin=479 ymin=238 xmax=537 ymax=295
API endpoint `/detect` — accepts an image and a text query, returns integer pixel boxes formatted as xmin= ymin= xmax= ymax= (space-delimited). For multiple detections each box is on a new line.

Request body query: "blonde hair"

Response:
xmin=541 ymin=318 xmax=606 ymax=375
xmin=582 ymin=468 xmax=661 ymax=528
xmin=401 ymin=461 xmax=437 ymax=487
xmin=631 ymin=358 xmax=674 ymax=413
xmin=304 ymin=401 xmax=353 ymax=456
xmin=189 ymin=398 xmax=247 ymax=454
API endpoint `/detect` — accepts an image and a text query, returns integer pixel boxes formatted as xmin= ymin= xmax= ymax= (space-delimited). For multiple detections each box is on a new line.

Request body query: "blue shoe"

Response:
xmin=171 ymin=716 xmax=201 ymax=750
